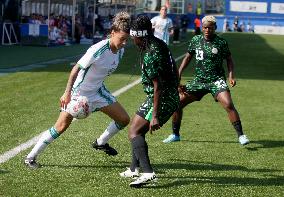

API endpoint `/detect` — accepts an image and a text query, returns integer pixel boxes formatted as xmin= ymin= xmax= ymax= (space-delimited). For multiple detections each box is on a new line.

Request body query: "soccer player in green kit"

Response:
xmin=163 ymin=15 xmax=250 ymax=145
xmin=119 ymin=15 xmax=179 ymax=187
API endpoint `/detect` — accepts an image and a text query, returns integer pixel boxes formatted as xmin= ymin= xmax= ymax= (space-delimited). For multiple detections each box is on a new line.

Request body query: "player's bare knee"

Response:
xmin=224 ymin=102 xmax=235 ymax=112
xmin=118 ymin=114 xmax=130 ymax=127
xmin=54 ymin=124 xmax=67 ymax=133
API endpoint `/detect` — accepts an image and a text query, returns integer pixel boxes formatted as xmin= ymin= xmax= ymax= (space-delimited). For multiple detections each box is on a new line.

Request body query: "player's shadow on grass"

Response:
xmin=42 ymin=163 xmax=125 ymax=169
xmin=154 ymin=159 xmax=281 ymax=174
xmin=246 ymin=140 xmax=284 ymax=151
xmin=146 ymin=160 xmax=284 ymax=188
xmin=144 ymin=174 xmax=284 ymax=188
xmin=188 ymin=139 xmax=284 ymax=150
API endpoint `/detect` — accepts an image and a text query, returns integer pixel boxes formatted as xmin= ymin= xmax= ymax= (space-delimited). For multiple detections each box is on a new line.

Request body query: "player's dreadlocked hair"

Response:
xmin=111 ymin=11 xmax=131 ymax=33
xmin=131 ymin=15 xmax=159 ymax=74
xmin=130 ymin=15 xmax=154 ymax=50
xmin=130 ymin=15 xmax=153 ymax=37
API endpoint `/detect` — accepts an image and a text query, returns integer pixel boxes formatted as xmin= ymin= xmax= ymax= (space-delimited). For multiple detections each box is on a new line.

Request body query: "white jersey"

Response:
xmin=151 ymin=16 xmax=173 ymax=45
xmin=73 ymin=39 xmax=124 ymax=93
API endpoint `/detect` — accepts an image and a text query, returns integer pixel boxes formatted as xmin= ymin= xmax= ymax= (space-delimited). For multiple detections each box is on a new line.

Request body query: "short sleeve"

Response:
xmin=187 ymin=38 xmax=196 ymax=55
xmin=77 ymin=46 xmax=96 ymax=70
xmin=151 ymin=17 xmax=156 ymax=26
xmin=222 ymin=40 xmax=231 ymax=58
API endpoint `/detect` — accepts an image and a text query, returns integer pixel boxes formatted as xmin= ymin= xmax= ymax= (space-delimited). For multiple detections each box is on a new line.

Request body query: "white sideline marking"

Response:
xmin=0 ymin=53 xmax=186 ymax=164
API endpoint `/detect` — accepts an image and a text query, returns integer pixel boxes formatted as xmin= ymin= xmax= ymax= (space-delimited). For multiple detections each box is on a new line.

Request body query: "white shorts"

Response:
xmin=63 ymin=84 xmax=116 ymax=118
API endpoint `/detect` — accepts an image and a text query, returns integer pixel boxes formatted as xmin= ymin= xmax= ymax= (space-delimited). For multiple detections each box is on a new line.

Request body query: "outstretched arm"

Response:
xmin=226 ymin=55 xmax=236 ymax=87
xmin=60 ymin=64 xmax=80 ymax=109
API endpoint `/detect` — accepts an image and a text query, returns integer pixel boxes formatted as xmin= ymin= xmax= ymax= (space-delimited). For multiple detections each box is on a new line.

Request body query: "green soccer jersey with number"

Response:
xmin=188 ymin=34 xmax=231 ymax=82
xmin=141 ymin=37 xmax=179 ymax=97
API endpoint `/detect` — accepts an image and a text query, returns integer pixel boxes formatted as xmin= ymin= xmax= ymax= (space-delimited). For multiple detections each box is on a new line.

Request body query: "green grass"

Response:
xmin=0 ymin=45 xmax=90 ymax=69
xmin=0 ymin=33 xmax=284 ymax=196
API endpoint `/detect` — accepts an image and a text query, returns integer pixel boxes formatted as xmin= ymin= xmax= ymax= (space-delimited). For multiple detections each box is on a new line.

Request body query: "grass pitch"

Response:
xmin=0 ymin=33 xmax=283 ymax=197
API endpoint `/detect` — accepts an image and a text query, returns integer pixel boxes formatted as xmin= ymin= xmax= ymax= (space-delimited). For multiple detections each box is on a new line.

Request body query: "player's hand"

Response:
xmin=178 ymin=84 xmax=186 ymax=94
xmin=149 ymin=117 xmax=160 ymax=134
xmin=229 ymin=78 xmax=236 ymax=87
xmin=178 ymin=84 xmax=189 ymax=99
xmin=60 ymin=92 xmax=71 ymax=110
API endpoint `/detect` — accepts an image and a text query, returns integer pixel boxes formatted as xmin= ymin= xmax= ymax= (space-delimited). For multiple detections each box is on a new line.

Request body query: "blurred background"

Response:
xmin=0 ymin=0 xmax=283 ymax=46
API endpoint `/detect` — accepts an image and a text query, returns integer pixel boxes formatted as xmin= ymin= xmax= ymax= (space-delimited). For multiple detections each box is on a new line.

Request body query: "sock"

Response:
xmin=232 ymin=120 xmax=244 ymax=137
xmin=130 ymin=147 xmax=139 ymax=172
xmin=131 ymin=135 xmax=153 ymax=173
xmin=172 ymin=122 xmax=181 ymax=136
xmin=27 ymin=127 xmax=60 ymax=159
xmin=97 ymin=121 xmax=122 ymax=145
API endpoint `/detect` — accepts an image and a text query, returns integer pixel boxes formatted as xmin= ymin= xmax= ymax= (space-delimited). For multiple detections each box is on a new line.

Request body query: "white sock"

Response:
xmin=97 ymin=121 xmax=120 ymax=145
xmin=27 ymin=127 xmax=60 ymax=159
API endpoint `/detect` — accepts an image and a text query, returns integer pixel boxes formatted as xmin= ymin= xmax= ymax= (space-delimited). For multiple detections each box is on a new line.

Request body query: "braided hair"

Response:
xmin=130 ymin=15 xmax=154 ymax=50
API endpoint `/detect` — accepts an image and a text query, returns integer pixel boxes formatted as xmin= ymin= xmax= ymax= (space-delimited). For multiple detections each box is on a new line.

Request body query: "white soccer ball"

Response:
xmin=68 ymin=96 xmax=90 ymax=119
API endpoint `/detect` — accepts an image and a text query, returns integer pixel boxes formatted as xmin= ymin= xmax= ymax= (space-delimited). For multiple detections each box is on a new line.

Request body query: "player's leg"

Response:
xmin=216 ymin=91 xmax=249 ymax=145
xmin=25 ymin=111 xmax=73 ymax=168
xmin=128 ymin=115 xmax=157 ymax=187
xmin=119 ymin=146 xmax=140 ymax=178
xmin=92 ymin=101 xmax=130 ymax=156
xmin=120 ymin=97 xmax=157 ymax=186
xmin=163 ymin=93 xmax=198 ymax=143
xmin=163 ymin=82 xmax=205 ymax=143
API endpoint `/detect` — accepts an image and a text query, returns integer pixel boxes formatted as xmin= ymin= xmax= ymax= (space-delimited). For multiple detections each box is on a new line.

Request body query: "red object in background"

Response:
xmin=166 ymin=0 xmax=170 ymax=8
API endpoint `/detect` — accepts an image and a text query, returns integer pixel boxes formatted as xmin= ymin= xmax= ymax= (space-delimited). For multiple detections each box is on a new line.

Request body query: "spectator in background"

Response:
xmin=233 ymin=16 xmax=239 ymax=32
xmin=173 ymin=15 xmax=181 ymax=44
xmin=48 ymin=13 xmax=55 ymax=27
xmin=240 ymin=21 xmax=245 ymax=32
xmin=247 ymin=21 xmax=254 ymax=33
xmin=196 ymin=0 xmax=202 ymax=16
xmin=181 ymin=14 xmax=189 ymax=39
xmin=194 ymin=15 xmax=201 ymax=35
xmin=223 ymin=18 xmax=231 ymax=32
xmin=223 ymin=18 xmax=228 ymax=32
xmin=75 ymin=15 xmax=82 ymax=44
xmin=151 ymin=5 xmax=174 ymax=45
xmin=86 ymin=6 xmax=94 ymax=38
xmin=49 ymin=26 xmax=60 ymax=43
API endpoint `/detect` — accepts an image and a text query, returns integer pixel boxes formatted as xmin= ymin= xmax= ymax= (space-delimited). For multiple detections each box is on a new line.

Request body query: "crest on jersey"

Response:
xmin=212 ymin=47 xmax=218 ymax=54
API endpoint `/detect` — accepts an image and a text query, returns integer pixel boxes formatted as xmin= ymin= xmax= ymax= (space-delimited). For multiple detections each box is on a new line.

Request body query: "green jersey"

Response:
xmin=137 ymin=37 xmax=179 ymax=125
xmin=141 ymin=37 xmax=179 ymax=97
xmin=188 ymin=34 xmax=231 ymax=82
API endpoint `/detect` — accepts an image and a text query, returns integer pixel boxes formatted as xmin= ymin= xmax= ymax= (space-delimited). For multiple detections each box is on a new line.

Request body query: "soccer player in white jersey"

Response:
xmin=24 ymin=12 xmax=131 ymax=169
xmin=151 ymin=6 xmax=174 ymax=45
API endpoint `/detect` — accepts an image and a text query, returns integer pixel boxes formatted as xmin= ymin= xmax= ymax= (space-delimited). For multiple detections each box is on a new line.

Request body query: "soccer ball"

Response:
xmin=68 ymin=96 xmax=90 ymax=119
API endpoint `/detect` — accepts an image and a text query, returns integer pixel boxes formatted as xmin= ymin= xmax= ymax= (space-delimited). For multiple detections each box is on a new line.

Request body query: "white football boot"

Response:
xmin=119 ymin=168 xmax=139 ymax=178
xmin=239 ymin=135 xmax=250 ymax=145
xmin=129 ymin=172 xmax=157 ymax=188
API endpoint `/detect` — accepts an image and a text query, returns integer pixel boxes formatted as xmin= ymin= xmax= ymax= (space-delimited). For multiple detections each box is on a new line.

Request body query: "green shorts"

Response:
xmin=185 ymin=78 xmax=229 ymax=101
xmin=136 ymin=92 xmax=179 ymax=126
